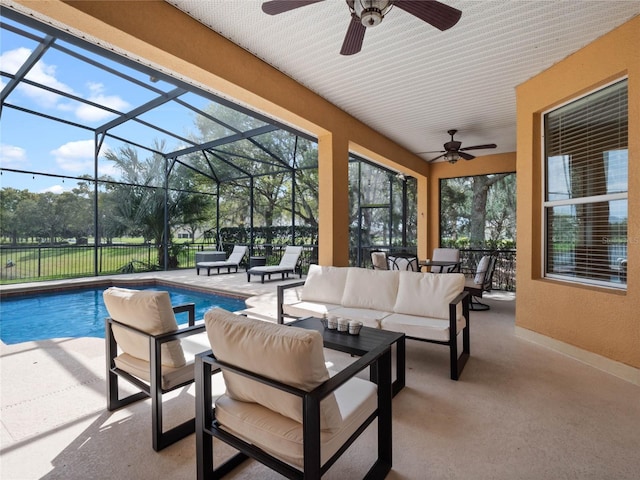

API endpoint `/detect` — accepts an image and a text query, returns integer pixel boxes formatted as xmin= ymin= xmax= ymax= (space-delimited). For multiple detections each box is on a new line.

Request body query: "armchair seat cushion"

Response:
xmin=215 ymin=372 xmax=377 ymax=468
xmin=114 ymin=331 xmax=210 ymax=390
xmin=381 ymin=313 xmax=466 ymax=343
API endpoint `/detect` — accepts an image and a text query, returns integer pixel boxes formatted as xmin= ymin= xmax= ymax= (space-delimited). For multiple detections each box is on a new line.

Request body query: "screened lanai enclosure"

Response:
xmin=0 ymin=9 xmax=417 ymax=283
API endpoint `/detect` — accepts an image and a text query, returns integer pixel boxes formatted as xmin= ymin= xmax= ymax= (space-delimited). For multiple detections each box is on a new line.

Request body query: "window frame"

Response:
xmin=541 ymin=77 xmax=628 ymax=290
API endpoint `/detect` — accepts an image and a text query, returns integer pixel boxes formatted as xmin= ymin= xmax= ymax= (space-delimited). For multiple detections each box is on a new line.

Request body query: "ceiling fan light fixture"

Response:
xmin=353 ymin=0 xmax=393 ymax=27
xmin=445 ymin=151 xmax=459 ymax=164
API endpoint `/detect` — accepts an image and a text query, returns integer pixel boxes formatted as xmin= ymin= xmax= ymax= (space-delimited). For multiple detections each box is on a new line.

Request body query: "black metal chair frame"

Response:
xmin=387 ymin=252 xmax=419 ymax=271
xmin=246 ymin=259 xmax=303 ymax=283
xmin=195 ymin=343 xmax=393 ymax=480
xmin=105 ymin=303 xmax=206 ymax=451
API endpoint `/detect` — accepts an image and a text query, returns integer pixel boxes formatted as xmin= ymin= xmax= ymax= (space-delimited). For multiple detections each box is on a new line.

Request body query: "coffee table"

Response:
xmin=290 ymin=317 xmax=405 ymax=397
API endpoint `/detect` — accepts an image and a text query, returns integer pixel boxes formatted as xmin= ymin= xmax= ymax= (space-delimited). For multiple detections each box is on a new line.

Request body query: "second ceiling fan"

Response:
xmin=262 ymin=0 xmax=462 ymax=55
xmin=424 ymin=130 xmax=498 ymax=163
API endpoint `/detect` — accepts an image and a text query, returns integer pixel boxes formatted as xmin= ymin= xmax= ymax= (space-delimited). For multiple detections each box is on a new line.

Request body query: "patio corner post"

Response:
xmin=317 ymin=132 xmax=349 ymax=266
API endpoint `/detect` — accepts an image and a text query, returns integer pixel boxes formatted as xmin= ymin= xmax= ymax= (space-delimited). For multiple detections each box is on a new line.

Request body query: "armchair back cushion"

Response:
xmin=103 ymin=287 xmax=186 ymax=368
xmin=393 ymin=272 xmax=465 ymax=320
xmin=204 ymin=308 xmax=342 ymax=430
xmin=341 ymin=268 xmax=399 ymax=312
xmin=300 ymin=264 xmax=349 ymax=305
xmin=475 ymin=255 xmax=491 ymax=285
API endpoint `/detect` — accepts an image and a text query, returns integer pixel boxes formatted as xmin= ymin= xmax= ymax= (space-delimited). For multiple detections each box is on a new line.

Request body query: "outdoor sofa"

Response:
xmin=277 ymin=264 xmax=470 ymax=380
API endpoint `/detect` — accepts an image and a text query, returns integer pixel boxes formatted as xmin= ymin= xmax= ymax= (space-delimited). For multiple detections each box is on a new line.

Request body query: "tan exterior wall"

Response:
xmin=515 ymin=16 xmax=640 ymax=372
xmin=11 ymin=0 xmax=431 ymax=265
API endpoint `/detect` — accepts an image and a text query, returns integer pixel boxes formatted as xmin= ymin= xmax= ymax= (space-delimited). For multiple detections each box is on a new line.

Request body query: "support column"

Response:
xmin=318 ymin=133 xmax=350 ymax=266
xmin=416 ymin=175 xmax=428 ymax=260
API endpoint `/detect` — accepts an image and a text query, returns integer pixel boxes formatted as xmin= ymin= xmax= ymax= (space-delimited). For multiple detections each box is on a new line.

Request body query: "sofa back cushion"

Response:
xmin=103 ymin=287 xmax=186 ymax=368
xmin=300 ymin=264 xmax=349 ymax=305
xmin=393 ymin=272 xmax=465 ymax=320
xmin=341 ymin=268 xmax=399 ymax=312
xmin=204 ymin=308 xmax=342 ymax=431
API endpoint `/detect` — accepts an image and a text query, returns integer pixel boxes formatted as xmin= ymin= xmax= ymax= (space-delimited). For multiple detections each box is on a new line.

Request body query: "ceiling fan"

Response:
xmin=424 ymin=129 xmax=497 ymax=163
xmin=261 ymin=0 xmax=462 ymax=55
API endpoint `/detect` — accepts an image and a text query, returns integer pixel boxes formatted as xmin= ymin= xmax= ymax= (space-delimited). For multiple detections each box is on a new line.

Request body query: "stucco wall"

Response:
xmin=515 ymin=16 xmax=640 ymax=375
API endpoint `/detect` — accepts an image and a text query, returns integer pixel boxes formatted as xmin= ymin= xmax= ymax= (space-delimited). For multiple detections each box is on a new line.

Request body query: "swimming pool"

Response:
xmin=0 ymin=285 xmax=246 ymax=345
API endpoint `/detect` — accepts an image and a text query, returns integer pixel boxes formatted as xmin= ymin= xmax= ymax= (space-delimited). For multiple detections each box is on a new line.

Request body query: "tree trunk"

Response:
xmin=470 ymin=174 xmax=510 ymax=248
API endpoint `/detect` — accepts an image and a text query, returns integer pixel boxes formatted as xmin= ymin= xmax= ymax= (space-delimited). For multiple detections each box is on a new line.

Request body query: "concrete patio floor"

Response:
xmin=1 ymin=270 xmax=639 ymax=479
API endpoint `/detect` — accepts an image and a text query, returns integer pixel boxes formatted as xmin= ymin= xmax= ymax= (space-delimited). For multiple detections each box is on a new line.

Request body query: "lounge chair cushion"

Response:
xmin=214 ymin=371 xmax=377 ymax=467
xmin=103 ymin=287 xmax=186 ymax=368
xmin=204 ymin=308 xmax=342 ymax=430
xmin=340 ymin=268 xmax=399 ymax=312
xmin=393 ymin=272 xmax=465 ymax=320
xmin=300 ymin=264 xmax=349 ymax=305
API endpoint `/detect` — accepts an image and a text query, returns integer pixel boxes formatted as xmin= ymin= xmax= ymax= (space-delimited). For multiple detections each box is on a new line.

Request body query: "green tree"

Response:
xmin=104 ymin=141 xmax=211 ymax=267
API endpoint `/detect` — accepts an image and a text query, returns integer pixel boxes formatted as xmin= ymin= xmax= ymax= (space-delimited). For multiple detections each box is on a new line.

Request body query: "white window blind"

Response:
xmin=543 ymin=79 xmax=628 ymax=288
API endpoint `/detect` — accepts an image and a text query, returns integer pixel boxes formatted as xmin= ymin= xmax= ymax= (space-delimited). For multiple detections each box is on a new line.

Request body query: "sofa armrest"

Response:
xmin=277 ymin=280 xmax=306 ymax=324
xmin=448 ymin=290 xmax=470 ymax=338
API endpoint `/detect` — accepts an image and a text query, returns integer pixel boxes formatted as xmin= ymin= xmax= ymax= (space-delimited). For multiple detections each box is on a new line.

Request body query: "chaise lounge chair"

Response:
xmin=246 ymin=245 xmax=303 ymax=283
xmin=196 ymin=245 xmax=248 ymax=276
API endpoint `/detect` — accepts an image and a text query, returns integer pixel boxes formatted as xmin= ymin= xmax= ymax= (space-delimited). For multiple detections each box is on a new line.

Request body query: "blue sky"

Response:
xmin=0 ymin=14 xmax=204 ymax=194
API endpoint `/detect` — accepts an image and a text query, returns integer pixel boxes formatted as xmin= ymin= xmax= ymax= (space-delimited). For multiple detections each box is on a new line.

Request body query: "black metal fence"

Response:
xmin=0 ymin=243 xmax=319 ymax=284
xmin=1 ymin=243 xmax=515 ymax=291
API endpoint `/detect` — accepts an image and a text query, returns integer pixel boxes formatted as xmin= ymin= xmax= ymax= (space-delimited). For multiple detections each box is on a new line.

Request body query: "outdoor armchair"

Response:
xmin=196 ymin=245 xmax=248 ymax=275
xmin=246 ymin=245 xmax=303 ymax=283
xmin=103 ymin=287 xmax=212 ymax=451
xmin=462 ymin=254 xmax=497 ymax=310
xmin=431 ymin=248 xmax=460 ymax=273
xmin=196 ymin=308 xmax=393 ymax=480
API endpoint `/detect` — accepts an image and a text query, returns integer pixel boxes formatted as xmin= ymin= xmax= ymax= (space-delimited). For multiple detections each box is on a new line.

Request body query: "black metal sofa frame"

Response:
xmin=277 ymin=281 xmax=470 ymax=381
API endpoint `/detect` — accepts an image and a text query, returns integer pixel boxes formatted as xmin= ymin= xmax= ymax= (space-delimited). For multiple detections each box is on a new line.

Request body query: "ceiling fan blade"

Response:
xmin=394 ymin=0 xmax=462 ymax=31
xmin=262 ymin=0 xmax=324 ymax=15
xmin=459 ymin=143 xmax=497 ymax=151
xmin=428 ymin=153 xmax=446 ymax=162
xmin=340 ymin=15 xmax=366 ymax=55
xmin=459 ymin=152 xmax=475 ymax=160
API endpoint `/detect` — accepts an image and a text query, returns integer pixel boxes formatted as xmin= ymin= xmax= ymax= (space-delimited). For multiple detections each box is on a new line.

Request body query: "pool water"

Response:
xmin=0 ymin=285 xmax=246 ymax=345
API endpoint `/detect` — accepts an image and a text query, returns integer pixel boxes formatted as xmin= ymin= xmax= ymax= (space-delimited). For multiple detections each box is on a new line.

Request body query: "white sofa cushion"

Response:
xmin=300 ymin=264 xmax=349 ymax=305
xmin=215 ymin=372 xmax=377 ymax=467
xmin=341 ymin=268 xmax=399 ymax=312
xmin=393 ymin=272 xmax=464 ymax=320
xmin=204 ymin=308 xmax=342 ymax=431
xmin=330 ymin=307 xmax=391 ymax=329
xmin=103 ymin=287 xmax=186 ymax=368
xmin=283 ymin=301 xmax=342 ymax=319
xmin=381 ymin=313 xmax=466 ymax=342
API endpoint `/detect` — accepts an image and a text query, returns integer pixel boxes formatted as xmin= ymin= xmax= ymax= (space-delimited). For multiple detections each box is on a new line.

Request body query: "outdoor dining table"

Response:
xmin=418 ymin=259 xmax=461 ymax=272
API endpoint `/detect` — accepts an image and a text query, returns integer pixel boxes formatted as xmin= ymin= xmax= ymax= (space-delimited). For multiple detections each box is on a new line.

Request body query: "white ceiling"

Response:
xmin=172 ymin=1 xmax=639 ymax=163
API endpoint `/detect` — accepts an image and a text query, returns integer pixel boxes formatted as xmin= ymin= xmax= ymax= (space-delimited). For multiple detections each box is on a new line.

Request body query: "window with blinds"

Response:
xmin=543 ymin=79 xmax=628 ymax=289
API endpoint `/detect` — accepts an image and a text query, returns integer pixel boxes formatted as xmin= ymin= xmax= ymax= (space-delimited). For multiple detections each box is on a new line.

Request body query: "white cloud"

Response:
xmin=50 ymin=139 xmax=111 ymax=174
xmin=40 ymin=184 xmax=66 ymax=194
xmin=76 ymin=88 xmax=130 ymax=122
xmin=2 ymin=48 xmax=129 ymax=122
xmin=0 ymin=143 xmax=28 ymax=168
xmin=1 ymin=47 xmax=75 ymax=109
